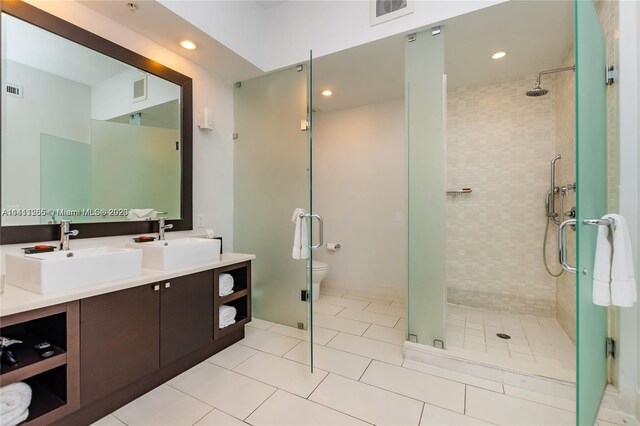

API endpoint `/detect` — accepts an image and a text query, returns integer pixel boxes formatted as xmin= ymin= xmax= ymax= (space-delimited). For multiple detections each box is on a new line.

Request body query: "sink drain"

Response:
xmin=496 ymin=333 xmax=511 ymax=340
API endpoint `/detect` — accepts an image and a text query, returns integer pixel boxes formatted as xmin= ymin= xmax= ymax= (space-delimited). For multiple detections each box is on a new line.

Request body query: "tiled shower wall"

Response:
xmin=554 ymin=48 xmax=577 ymax=344
xmin=446 ymin=76 xmax=559 ymax=317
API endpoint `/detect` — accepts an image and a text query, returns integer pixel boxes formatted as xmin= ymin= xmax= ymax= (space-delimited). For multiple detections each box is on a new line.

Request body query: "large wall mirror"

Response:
xmin=1 ymin=1 xmax=193 ymax=244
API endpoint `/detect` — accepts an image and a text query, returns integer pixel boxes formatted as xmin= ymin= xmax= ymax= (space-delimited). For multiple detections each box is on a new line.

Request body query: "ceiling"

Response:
xmin=79 ymin=0 xmax=263 ymax=83
xmin=2 ymin=13 xmax=129 ymax=86
xmin=312 ymin=0 xmax=574 ymax=113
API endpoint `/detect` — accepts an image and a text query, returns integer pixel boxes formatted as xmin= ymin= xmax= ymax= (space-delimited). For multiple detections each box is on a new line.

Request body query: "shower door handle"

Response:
xmin=558 ymin=219 xmax=576 ymax=273
xmin=308 ymin=214 xmax=324 ymax=250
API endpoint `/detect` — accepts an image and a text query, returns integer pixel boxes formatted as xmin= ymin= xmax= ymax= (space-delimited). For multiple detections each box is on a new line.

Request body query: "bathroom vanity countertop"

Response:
xmin=0 ymin=252 xmax=256 ymax=317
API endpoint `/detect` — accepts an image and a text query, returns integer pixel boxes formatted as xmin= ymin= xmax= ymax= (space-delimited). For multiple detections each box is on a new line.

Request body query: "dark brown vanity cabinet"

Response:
xmin=80 ymin=270 xmax=215 ymax=406
xmin=80 ymin=284 xmax=160 ymax=406
xmin=160 ymin=270 xmax=214 ymax=366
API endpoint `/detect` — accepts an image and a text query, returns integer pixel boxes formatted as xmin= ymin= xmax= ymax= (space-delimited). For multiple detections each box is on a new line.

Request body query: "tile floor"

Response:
xmin=93 ymin=289 xmax=599 ymax=426
xmin=445 ymin=304 xmax=576 ymax=378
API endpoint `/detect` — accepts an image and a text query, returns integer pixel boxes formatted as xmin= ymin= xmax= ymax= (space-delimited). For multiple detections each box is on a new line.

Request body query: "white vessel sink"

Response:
xmin=126 ymin=238 xmax=221 ymax=270
xmin=5 ymin=247 xmax=143 ymax=294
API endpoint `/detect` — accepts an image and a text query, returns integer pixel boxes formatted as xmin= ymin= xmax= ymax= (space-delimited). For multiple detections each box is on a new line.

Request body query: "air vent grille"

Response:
xmin=5 ymin=84 xmax=23 ymax=98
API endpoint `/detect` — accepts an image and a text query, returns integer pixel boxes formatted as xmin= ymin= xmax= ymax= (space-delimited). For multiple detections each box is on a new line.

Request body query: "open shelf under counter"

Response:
xmin=0 ymin=331 xmax=66 ymax=386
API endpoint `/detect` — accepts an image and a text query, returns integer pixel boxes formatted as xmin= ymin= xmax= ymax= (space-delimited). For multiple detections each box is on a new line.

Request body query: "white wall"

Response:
xmin=11 ymin=0 xmax=236 ymax=250
xmin=161 ymin=0 xmax=505 ymax=72
xmin=1 ymin=60 xmax=91 ymax=225
xmin=91 ymin=69 xmax=180 ymax=121
xmin=312 ymin=99 xmax=405 ymax=295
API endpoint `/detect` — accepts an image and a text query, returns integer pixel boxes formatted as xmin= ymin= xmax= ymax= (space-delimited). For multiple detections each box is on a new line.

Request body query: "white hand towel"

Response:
xmin=607 ymin=214 xmax=637 ymax=307
xmin=0 ymin=382 xmax=31 ymax=426
xmin=219 ymin=273 xmax=234 ymax=297
xmin=219 ymin=305 xmax=237 ymax=328
xmin=592 ymin=217 xmax=613 ymax=306
xmin=291 ymin=208 xmax=310 ymax=260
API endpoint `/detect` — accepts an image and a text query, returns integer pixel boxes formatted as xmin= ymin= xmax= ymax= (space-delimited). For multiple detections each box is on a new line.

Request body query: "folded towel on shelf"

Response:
xmin=291 ymin=208 xmax=309 ymax=260
xmin=592 ymin=214 xmax=637 ymax=307
xmin=219 ymin=273 xmax=234 ymax=297
xmin=127 ymin=209 xmax=157 ymax=221
xmin=219 ymin=305 xmax=237 ymax=329
xmin=0 ymin=382 xmax=32 ymax=426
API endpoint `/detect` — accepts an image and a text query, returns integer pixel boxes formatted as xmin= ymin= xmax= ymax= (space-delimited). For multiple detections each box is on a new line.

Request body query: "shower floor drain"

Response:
xmin=496 ymin=333 xmax=511 ymax=340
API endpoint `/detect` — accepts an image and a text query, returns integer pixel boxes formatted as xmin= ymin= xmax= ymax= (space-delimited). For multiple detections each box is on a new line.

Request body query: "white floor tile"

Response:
xmin=420 ymin=404 xmax=493 ymax=425
xmin=234 ymin=351 xmax=327 ymax=397
xmin=343 ymin=292 xmax=393 ymax=305
xmin=337 ymin=308 xmax=399 ymax=327
xmin=173 ymin=363 xmax=275 ymax=420
xmin=318 ymin=295 xmax=370 ymax=310
xmin=361 ymin=360 xmax=465 ymax=413
xmin=113 ymin=385 xmax=212 ymax=426
xmin=194 ymin=409 xmax=245 ymax=425
xmin=313 ymin=302 xmax=345 ymax=316
xmin=402 ymin=359 xmax=504 ymax=393
xmin=503 ymin=384 xmax=575 ymax=411
xmin=91 ymin=414 xmax=126 ymax=426
xmin=206 ymin=342 xmax=257 ymax=370
xmin=309 ymin=374 xmax=423 ymax=426
xmin=283 ymin=341 xmax=371 ymax=380
xmin=363 ymin=324 xmax=406 ymax=345
xmin=313 ymin=313 xmax=371 ymax=335
xmin=395 ymin=318 xmax=406 ymax=330
xmin=364 ymin=303 xmax=406 ymax=318
xmin=240 ymin=326 xmax=301 ymax=356
xmin=246 ymin=389 xmax=368 ymax=426
xmin=166 ymin=361 xmax=207 ymax=386
xmin=269 ymin=323 xmax=338 ymax=346
xmin=327 ymin=332 xmax=403 ymax=365
xmin=466 ymin=386 xmax=574 ymax=425
xmin=465 ymin=334 xmax=486 ymax=344
xmin=391 ymin=299 xmax=406 ymax=307
xmin=247 ymin=317 xmax=275 ymax=330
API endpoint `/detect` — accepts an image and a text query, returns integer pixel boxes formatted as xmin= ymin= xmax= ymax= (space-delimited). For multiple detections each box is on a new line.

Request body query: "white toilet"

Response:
xmin=307 ymin=260 xmax=329 ymax=301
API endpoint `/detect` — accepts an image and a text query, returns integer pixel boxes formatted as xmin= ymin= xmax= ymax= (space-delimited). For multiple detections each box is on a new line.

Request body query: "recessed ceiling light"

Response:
xmin=492 ymin=51 xmax=506 ymax=59
xmin=180 ymin=40 xmax=197 ymax=50
xmin=322 ymin=90 xmax=332 ymax=97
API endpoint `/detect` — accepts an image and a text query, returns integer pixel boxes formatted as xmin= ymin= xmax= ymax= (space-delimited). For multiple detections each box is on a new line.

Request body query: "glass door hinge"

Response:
xmin=606 ymin=65 xmax=617 ymax=85
xmin=607 ymin=337 xmax=616 ymax=358
xmin=301 ymin=289 xmax=309 ymax=302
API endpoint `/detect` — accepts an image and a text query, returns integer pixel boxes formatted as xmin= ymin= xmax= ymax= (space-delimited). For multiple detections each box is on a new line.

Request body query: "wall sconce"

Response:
xmin=198 ymin=107 xmax=213 ymax=130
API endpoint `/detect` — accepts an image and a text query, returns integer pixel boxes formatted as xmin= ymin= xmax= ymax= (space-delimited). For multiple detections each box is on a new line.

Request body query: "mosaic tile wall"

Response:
xmin=446 ymin=76 xmax=559 ymax=317
xmin=555 ymin=47 xmax=577 ymax=344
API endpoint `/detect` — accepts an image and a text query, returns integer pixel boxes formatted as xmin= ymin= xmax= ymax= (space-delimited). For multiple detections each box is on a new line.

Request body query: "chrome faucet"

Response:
xmin=158 ymin=217 xmax=173 ymax=241
xmin=59 ymin=220 xmax=79 ymax=251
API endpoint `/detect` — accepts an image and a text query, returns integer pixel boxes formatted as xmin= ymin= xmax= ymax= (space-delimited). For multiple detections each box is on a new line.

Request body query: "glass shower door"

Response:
xmin=575 ymin=0 xmax=609 ymax=423
xmin=233 ymin=65 xmax=312 ymax=335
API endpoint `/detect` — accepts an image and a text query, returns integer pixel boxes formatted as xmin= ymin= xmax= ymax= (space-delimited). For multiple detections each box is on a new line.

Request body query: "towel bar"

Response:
xmin=583 ymin=218 xmax=615 ymax=229
xmin=446 ymin=188 xmax=472 ymax=197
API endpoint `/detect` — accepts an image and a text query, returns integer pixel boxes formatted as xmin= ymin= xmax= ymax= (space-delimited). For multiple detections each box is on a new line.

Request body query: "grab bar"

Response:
xmin=558 ymin=219 xmax=576 ymax=273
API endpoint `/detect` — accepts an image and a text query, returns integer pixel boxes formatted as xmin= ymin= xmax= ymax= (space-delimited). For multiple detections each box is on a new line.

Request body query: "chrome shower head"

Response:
xmin=526 ymin=83 xmax=549 ymax=97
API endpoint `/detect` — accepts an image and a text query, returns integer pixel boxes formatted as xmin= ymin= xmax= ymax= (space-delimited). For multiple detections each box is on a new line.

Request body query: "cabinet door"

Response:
xmin=80 ymin=284 xmax=160 ymax=406
xmin=160 ymin=270 xmax=214 ymax=366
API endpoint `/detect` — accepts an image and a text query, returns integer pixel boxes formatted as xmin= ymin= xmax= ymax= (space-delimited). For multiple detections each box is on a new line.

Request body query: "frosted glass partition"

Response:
xmin=40 ymin=134 xmax=92 ymax=223
xmin=91 ymin=120 xmax=181 ymax=220
xmin=406 ymin=28 xmax=446 ymax=345
xmin=234 ymin=67 xmax=309 ymax=328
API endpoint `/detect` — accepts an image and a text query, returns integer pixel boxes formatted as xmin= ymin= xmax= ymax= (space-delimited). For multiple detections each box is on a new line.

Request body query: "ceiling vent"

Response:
xmin=5 ymin=83 xmax=23 ymax=98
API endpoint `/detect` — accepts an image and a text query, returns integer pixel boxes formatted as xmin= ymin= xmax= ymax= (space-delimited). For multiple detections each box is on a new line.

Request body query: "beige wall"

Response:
xmin=445 ymin=75 xmax=561 ymax=316
xmin=312 ymin=99 xmax=405 ymax=295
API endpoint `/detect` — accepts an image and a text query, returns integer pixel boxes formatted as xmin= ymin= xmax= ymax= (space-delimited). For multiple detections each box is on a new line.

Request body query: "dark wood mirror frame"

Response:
xmin=0 ymin=0 xmax=193 ymax=245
